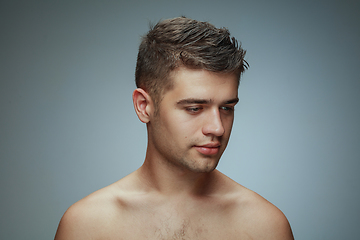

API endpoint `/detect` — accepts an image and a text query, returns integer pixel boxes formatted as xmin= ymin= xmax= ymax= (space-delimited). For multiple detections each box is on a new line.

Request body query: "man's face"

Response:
xmin=148 ymin=67 xmax=239 ymax=173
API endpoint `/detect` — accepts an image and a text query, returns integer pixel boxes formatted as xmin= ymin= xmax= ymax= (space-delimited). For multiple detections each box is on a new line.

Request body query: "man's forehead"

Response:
xmin=158 ymin=67 xmax=239 ymax=105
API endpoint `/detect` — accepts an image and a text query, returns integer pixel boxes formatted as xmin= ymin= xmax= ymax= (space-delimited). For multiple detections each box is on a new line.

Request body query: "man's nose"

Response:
xmin=202 ymin=109 xmax=225 ymax=137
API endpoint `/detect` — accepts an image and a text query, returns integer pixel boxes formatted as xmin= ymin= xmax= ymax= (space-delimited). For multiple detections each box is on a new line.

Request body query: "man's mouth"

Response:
xmin=194 ymin=143 xmax=221 ymax=155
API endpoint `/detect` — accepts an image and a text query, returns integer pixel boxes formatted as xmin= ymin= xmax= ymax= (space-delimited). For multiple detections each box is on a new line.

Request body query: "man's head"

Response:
xmin=135 ymin=17 xmax=248 ymax=108
xmin=133 ymin=17 xmax=247 ymax=173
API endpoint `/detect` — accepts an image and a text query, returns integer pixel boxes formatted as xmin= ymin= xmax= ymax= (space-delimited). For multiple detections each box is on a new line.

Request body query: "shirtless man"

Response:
xmin=54 ymin=17 xmax=294 ymax=240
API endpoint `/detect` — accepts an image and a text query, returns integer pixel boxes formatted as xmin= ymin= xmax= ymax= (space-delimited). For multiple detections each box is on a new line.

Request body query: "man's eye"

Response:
xmin=220 ymin=106 xmax=234 ymax=112
xmin=186 ymin=107 xmax=202 ymax=113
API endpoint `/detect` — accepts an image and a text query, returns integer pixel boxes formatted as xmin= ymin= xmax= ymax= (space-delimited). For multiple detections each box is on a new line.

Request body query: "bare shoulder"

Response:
xmin=54 ymin=176 xmax=134 ymax=240
xmin=228 ymin=182 xmax=294 ymax=240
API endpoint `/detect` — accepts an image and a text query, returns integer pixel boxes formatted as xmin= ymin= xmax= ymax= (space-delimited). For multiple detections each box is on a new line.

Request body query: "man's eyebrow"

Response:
xmin=225 ymin=97 xmax=239 ymax=104
xmin=176 ymin=98 xmax=210 ymax=105
xmin=176 ymin=97 xmax=239 ymax=105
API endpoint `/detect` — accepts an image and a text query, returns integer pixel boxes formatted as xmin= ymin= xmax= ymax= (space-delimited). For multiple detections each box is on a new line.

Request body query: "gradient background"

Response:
xmin=1 ymin=0 xmax=359 ymax=239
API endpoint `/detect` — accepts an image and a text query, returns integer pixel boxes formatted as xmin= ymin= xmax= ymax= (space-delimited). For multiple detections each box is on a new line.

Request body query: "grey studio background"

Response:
xmin=1 ymin=0 xmax=359 ymax=239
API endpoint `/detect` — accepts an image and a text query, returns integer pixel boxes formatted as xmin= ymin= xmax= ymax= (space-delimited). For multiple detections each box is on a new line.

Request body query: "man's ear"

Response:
xmin=132 ymin=88 xmax=153 ymax=123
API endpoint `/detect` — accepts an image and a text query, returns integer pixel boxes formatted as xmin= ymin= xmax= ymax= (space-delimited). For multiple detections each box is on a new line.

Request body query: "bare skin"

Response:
xmin=55 ymin=68 xmax=294 ymax=240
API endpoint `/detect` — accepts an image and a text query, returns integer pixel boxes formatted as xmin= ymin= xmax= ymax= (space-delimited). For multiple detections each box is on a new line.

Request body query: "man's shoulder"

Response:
xmin=66 ymin=183 xmax=121 ymax=216
xmin=54 ymin=176 xmax=137 ymax=239
xmin=54 ymin=189 xmax=111 ymax=239
xmin=226 ymin=183 xmax=294 ymax=240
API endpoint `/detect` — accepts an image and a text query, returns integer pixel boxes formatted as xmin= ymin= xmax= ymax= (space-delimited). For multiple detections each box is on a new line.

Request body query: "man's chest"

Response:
xmin=103 ymin=209 xmax=253 ymax=240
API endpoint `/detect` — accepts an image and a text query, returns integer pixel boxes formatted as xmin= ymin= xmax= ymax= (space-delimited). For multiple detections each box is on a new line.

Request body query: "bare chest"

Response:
xmin=105 ymin=206 xmax=251 ymax=240
xmin=115 ymin=217 xmax=246 ymax=240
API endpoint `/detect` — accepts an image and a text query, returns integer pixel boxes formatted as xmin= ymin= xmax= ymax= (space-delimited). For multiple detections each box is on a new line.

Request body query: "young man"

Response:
xmin=55 ymin=17 xmax=294 ymax=239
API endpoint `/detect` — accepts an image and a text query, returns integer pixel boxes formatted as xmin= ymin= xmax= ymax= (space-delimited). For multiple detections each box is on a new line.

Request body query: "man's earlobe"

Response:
xmin=133 ymin=88 xmax=153 ymax=123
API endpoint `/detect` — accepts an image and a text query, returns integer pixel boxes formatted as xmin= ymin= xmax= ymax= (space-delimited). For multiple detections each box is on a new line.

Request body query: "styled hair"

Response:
xmin=135 ymin=16 xmax=248 ymax=105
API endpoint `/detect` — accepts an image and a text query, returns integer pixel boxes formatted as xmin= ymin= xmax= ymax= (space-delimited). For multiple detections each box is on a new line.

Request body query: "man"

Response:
xmin=55 ymin=17 xmax=294 ymax=239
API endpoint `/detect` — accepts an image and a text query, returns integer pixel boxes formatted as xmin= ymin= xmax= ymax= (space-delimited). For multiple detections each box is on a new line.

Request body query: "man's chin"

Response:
xmin=187 ymin=160 xmax=219 ymax=173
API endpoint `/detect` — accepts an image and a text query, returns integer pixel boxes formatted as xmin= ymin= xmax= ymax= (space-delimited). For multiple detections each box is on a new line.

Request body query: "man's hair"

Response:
xmin=135 ymin=16 xmax=248 ymax=106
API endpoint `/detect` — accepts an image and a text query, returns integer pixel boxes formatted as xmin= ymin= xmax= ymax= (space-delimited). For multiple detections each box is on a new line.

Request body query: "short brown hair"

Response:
xmin=135 ymin=17 xmax=248 ymax=105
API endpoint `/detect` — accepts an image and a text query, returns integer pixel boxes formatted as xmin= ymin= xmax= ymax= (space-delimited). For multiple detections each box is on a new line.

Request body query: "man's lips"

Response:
xmin=194 ymin=143 xmax=221 ymax=155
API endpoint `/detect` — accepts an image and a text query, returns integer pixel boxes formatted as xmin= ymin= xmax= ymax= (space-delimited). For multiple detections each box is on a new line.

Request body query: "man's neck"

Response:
xmin=135 ymin=157 xmax=220 ymax=197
